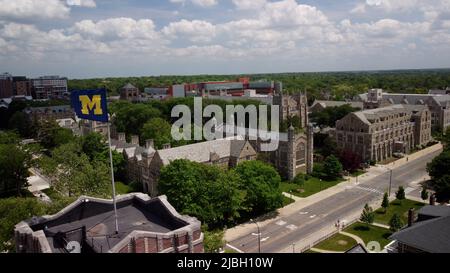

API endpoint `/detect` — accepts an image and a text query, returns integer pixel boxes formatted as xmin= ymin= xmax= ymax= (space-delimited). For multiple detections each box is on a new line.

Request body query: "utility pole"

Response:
xmin=292 ymin=243 xmax=296 ymax=253
xmin=251 ymin=219 xmax=261 ymax=253
xmin=388 ymin=169 xmax=393 ymax=196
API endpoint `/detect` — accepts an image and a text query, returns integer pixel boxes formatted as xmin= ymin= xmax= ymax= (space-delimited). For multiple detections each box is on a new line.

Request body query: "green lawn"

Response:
xmin=303 ymin=249 xmax=319 ymax=253
xmin=282 ymin=196 xmax=295 ymax=207
xmin=344 ymin=223 xmax=393 ymax=248
xmin=115 ymin=182 xmax=133 ymax=195
xmin=374 ymin=199 xmax=425 ymax=225
xmin=280 ymin=177 xmax=344 ymax=198
xmin=42 ymin=187 xmax=62 ymax=200
xmin=314 ymin=233 xmax=357 ymax=252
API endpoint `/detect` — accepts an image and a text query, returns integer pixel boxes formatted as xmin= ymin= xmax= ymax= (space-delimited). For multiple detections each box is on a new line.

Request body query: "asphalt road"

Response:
xmin=228 ymin=149 xmax=441 ymax=253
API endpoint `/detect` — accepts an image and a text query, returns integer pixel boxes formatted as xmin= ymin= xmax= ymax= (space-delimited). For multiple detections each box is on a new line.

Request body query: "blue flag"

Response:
xmin=71 ymin=89 xmax=109 ymax=122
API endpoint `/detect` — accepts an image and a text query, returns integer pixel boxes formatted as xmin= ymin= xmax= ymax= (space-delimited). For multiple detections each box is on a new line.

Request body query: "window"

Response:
xmin=296 ymin=143 xmax=306 ymax=166
xmin=358 ymin=136 xmax=364 ymax=144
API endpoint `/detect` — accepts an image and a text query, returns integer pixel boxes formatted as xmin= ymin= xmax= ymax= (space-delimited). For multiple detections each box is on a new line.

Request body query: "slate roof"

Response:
xmin=312 ymin=100 xmax=363 ymax=109
xmin=418 ymin=205 xmax=450 ymax=218
xmin=389 ymin=215 xmax=450 ymax=253
xmin=157 ymin=136 xmax=245 ymax=165
xmin=122 ymin=83 xmax=137 ymax=90
xmin=352 ymin=104 xmax=428 ymax=125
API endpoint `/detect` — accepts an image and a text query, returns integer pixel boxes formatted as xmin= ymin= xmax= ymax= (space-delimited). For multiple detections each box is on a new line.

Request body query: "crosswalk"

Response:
xmin=354 ymin=185 xmax=384 ymax=195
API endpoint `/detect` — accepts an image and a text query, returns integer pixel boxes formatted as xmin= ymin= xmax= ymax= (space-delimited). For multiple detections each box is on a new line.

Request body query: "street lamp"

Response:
xmin=250 ymin=219 xmax=261 ymax=253
xmin=319 ymin=179 xmax=322 ymax=191
xmin=388 ymin=169 xmax=393 ymax=196
xmin=292 ymin=243 xmax=296 ymax=253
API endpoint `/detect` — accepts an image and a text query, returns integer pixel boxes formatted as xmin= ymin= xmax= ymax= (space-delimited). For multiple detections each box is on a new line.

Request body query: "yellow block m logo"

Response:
xmin=79 ymin=95 xmax=103 ymax=115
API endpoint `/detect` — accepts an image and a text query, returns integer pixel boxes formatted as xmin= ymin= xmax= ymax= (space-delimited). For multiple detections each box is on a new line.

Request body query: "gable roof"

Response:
xmin=122 ymin=83 xmax=137 ymax=90
xmin=157 ymin=136 xmax=245 ymax=165
xmin=418 ymin=205 xmax=450 ymax=218
xmin=389 ymin=215 xmax=450 ymax=253
xmin=311 ymin=100 xmax=363 ymax=109
xmin=345 ymin=243 xmax=368 ymax=253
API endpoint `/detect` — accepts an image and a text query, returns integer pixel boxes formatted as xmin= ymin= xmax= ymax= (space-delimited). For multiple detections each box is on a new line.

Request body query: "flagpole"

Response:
xmin=107 ymin=121 xmax=119 ymax=234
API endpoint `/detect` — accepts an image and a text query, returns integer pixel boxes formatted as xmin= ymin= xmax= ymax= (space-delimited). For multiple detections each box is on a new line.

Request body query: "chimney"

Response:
xmin=162 ymin=143 xmax=171 ymax=149
xmin=118 ymin=133 xmax=126 ymax=142
xmin=430 ymin=194 xmax=436 ymax=206
xmin=131 ymin=135 xmax=139 ymax=145
xmin=146 ymin=139 xmax=154 ymax=149
xmin=407 ymin=208 xmax=415 ymax=227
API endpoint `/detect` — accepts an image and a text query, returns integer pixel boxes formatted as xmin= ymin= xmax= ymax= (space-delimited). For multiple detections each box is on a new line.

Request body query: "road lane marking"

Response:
xmin=355 ymin=186 xmax=383 ymax=195
xmin=226 ymin=244 xmax=245 ymax=253
xmin=261 ymin=237 xmax=270 ymax=242
xmin=299 ymin=211 xmax=309 ymax=215
xmin=309 ymin=214 xmax=317 ymax=219
xmin=276 ymin=220 xmax=287 ymax=226
xmin=286 ymin=224 xmax=298 ymax=230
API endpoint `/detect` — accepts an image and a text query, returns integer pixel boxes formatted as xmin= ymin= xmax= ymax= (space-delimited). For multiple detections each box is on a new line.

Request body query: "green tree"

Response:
xmin=427 ymin=150 xmax=450 ymax=202
xmin=8 ymin=112 xmax=32 ymax=138
xmin=432 ymin=175 xmax=450 ymax=202
xmin=381 ymin=192 xmax=389 ymax=213
xmin=0 ymin=143 xmax=32 ymax=197
xmin=360 ymin=203 xmax=375 ymax=226
xmin=158 ymin=160 xmax=246 ymax=227
xmin=421 ymin=187 xmax=429 ymax=201
xmin=396 ymin=186 xmax=406 ymax=201
xmin=234 ymin=160 xmax=283 ymax=215
xmin=323 ymin=155 xmax=343 ymax=180
xmin=81 ymin=132 xmax=107 ymax=161
xmin=427 ymin=151 xmax=450 ymax=180
xmin=112 ymin=103 xmax=161 ymax=136
xmin=141 ymin=118 xmax=172 ymax=149
xmin=202 ymin=226 xmax=225 ymax=253
xmin=37 ymin=119 xmax=74 ymax=150
xmin=39 ymin=142 xmax=111 ymax=198
xmin=389 ymin=213 xmax=404 ymax=232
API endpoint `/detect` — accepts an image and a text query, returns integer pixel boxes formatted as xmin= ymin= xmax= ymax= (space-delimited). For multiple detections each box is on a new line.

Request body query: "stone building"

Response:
xmin=310 ymin=100 xmax=363 ymax=113
xmin=110 ymin=133 xmax=257 ymax=197
xmin=24 ymin=105 xmax=74 ymax=121
xmin=335 ymin=104 xmax=432 ymax=163
xmin=14 ymin=193 xmax=204 ymax=253
xmin=120 ymin=83 xmax=141 ymax=102
xmin=145 ymin=136 xmax=257 ymax=196
xmin=273 ymin=93 xmax=309 ymax=127
xmin=356 ymin=90 xmax=450 ymax=132
xmin=80 ymin=120 xmax=109 ymax=138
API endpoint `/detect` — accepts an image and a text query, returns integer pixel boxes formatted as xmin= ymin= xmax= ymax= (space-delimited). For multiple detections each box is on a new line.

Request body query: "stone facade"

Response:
xmin=120 ymin=83 xmax=141 ymax=102
xmin=335 ymin=104 xmax=432 ymax=163
xmin=273 ymin=93 xmax=309 ymax=127
xmin=356 ymin=90 xmax=450 ymax=132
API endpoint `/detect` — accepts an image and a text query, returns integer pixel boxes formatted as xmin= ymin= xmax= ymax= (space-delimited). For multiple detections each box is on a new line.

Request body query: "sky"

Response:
xmin=0 ymin=0 xmax=450 ymax=79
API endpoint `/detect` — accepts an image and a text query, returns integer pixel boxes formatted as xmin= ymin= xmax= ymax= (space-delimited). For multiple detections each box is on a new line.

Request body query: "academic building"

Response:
xmin=335 ymin=104 xmax=432 ymax=162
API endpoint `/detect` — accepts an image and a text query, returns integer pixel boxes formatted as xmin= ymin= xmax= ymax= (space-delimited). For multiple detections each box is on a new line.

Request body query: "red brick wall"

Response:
xmin=194 ymin=243 xmax=204 ymax=253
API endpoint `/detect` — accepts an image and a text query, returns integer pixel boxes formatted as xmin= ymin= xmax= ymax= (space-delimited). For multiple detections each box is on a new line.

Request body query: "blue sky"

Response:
xmin=0 ymin=0 xmax=449 ymax=78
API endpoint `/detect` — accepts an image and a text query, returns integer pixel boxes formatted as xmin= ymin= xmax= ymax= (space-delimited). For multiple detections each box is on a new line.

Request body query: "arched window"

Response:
xmin=296 ymin=143 xmax=306 ymax=166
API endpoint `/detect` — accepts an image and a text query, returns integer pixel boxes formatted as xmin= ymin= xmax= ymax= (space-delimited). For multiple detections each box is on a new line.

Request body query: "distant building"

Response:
xmin=13 ymin=76 xmax=32 ymax=97
xmin=0 ymin=73 xmax=13 ymax=99
xmin=335 ymin=104 xmax=432 ymax=162
xmin=356 ymin=90 xmax=450 ymax=131
xmin=24 ymin=105 xmax=74 ymax=121
xmin=169 ymin=78 xmax=282 ymax=98
xmin=32 ymin=76 xmax=68 ymax=100
xmin=310 ymin=100 xmax=363 ymax=113
xmin=120 ymin=83 xmax=141 ymax=102
xmin=144 ymin=87 xmax=170 ymax=101
xmin=387 ymin=205 xmax=450 ymax=253
xmin=14 ymin=193 xmax=204 ymax=253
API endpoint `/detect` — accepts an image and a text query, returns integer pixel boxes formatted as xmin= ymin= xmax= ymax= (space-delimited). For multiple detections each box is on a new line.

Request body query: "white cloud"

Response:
xmin=170 ymin=0 xmax=217 ymax=7
xmin=232 ymin=0 xmax=267 ymax=10
xmin=66 ymin=0 xmax=96 ymax=8
xmin=162 ymin=19 xmax=216 ymax=42
xmin=0 ymin=0 xmax=70 ymax=20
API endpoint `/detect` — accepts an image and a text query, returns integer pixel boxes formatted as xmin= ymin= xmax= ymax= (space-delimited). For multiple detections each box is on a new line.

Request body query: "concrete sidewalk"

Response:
xmin=225 ymin=143 xmax=442 ymax=244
